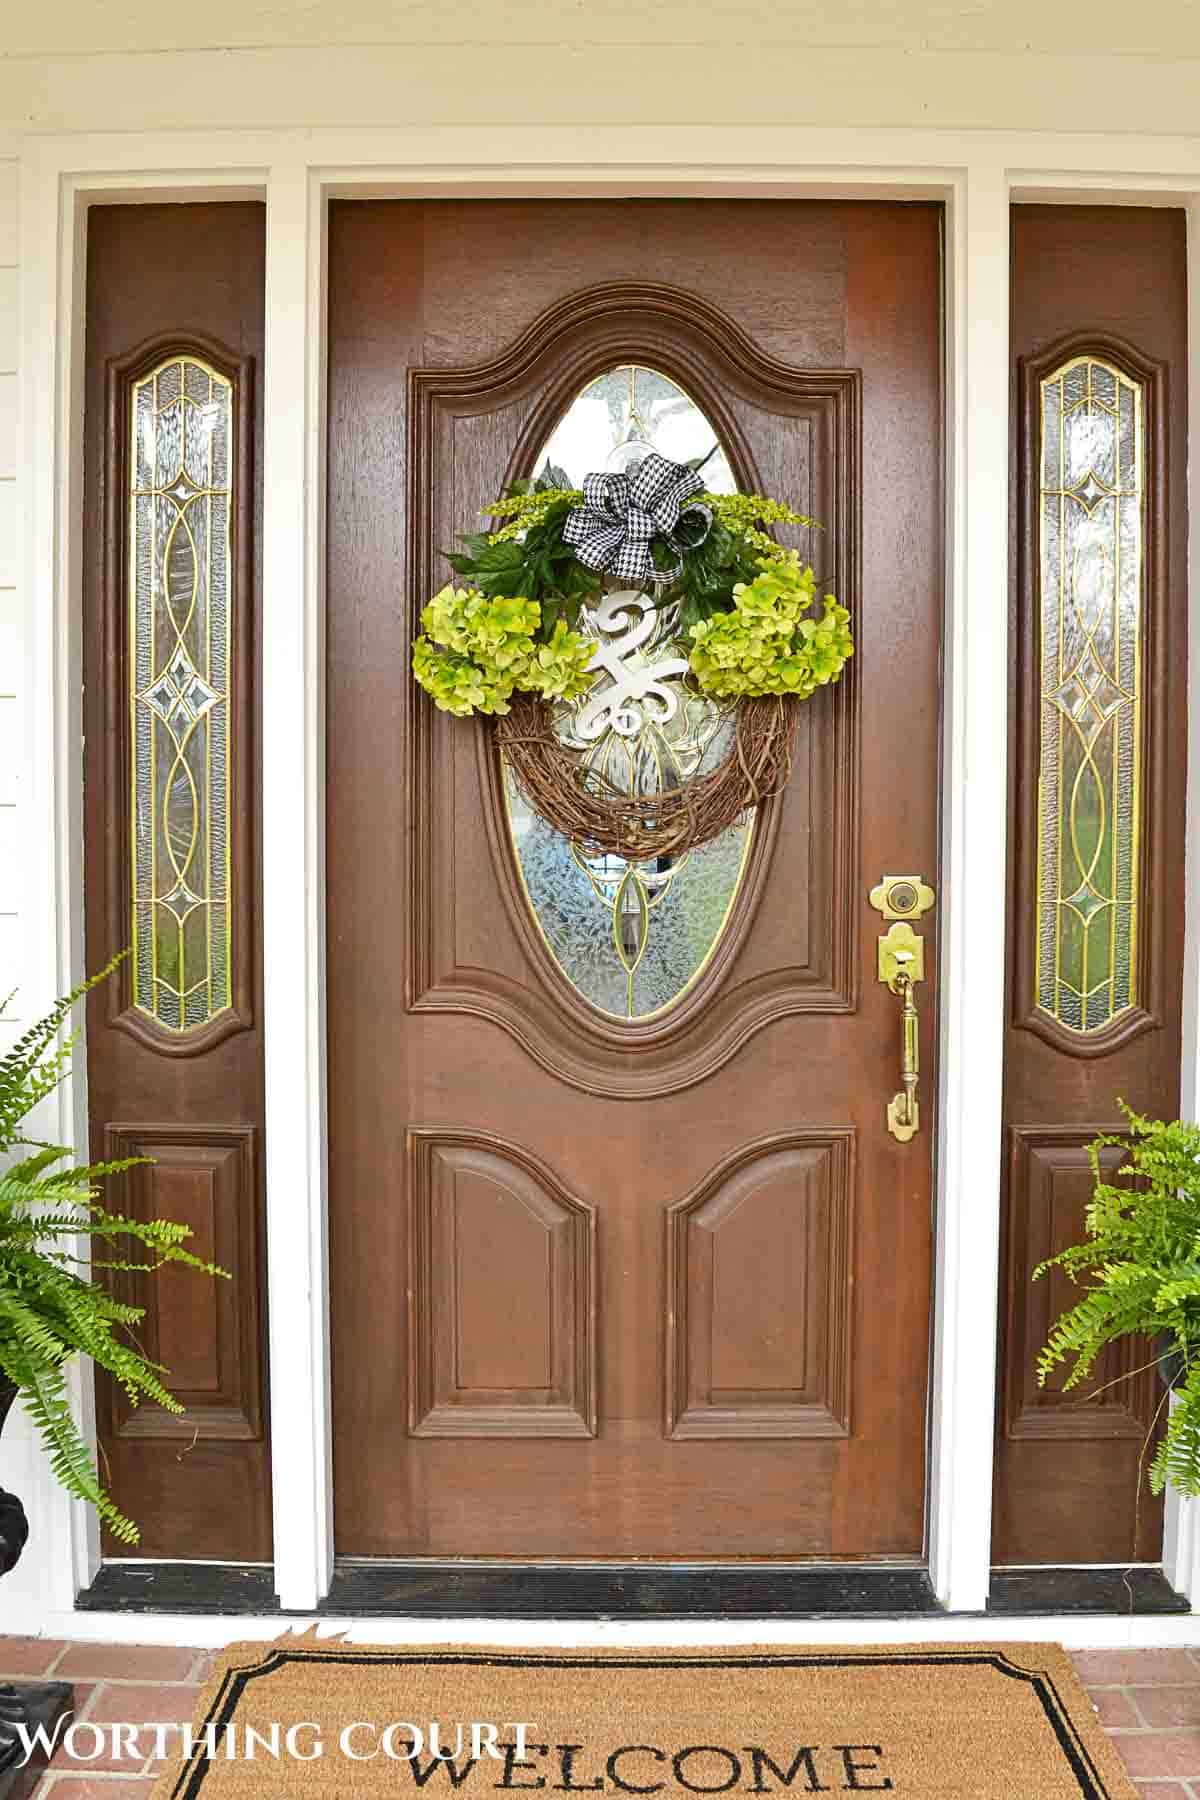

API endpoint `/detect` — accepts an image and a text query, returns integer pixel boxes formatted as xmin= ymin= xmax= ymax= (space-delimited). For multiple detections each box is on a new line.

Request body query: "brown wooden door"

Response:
xmin=327 ymin=200 xmax=942 ymax=1559
xmin=994 ymin=205 xmax=1189 ymax=1566
xmin=83 ymin=203 xmax=271 ymax=1560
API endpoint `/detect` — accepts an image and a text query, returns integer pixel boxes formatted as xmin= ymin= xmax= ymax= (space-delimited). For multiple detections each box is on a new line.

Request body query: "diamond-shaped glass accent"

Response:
xmin=1051 ymin=650 xmax=1126 ymax=729
xmin=1051 ymin=673 xmax=1090 ymax=723
xmin=1077 ymin=649 xmax=1125 ymax=719
xmin=1064 ymin=883 xmax=1109 ymax=924
xmin=158 ymin=880 xmax=203 ymax=921
xmin=143 ymin=646 xmax=219 ymax=729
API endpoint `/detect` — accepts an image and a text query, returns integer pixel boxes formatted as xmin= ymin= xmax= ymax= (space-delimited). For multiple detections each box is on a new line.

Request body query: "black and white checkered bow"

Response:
xmin=562 ymin=453 xmax=712 ymax=589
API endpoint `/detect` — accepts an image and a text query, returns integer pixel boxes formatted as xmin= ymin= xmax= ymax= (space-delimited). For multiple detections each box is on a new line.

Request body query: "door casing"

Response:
xmin=12 ymin=131 xmax=1200 ymax=1630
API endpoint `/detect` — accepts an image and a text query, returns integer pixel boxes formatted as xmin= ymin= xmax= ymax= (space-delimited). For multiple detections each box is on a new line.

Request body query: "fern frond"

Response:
xmin=1038 ymin=1102 xmax=1200 ymax=1497
xmin=0 ymin=954 xmax=225 ymax=1543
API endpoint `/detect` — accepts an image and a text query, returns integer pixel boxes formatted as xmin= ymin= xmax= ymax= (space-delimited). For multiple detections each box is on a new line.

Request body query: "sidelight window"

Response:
xmin=1035 ymin=353 xmax=1144 ymax=1035
xmin=128 ymin=353 xmax=235 ymax=1033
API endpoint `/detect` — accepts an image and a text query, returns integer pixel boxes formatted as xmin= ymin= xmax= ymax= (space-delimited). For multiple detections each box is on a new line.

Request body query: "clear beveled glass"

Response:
xmin=129 ymin=354 xmax=234 ymax=1033
xmin=504 ymin=365 xmax=752 ymax=1021
xmin=1035 ymin=354 xmax=1144 ymax=1033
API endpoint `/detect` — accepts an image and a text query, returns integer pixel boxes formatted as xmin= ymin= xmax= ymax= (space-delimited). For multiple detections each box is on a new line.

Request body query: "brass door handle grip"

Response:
xmin=887 ymin=971 xmax=920 ymax=1144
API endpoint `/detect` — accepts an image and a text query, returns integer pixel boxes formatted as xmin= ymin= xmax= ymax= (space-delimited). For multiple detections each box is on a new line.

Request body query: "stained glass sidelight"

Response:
xmin=506 ymin=366 xmax=752 ymax=1020
xmin=1035 ymin=354 xmax=1144 ymax=1033
xmin=129 ymin=354 xmax=234 ymax=1033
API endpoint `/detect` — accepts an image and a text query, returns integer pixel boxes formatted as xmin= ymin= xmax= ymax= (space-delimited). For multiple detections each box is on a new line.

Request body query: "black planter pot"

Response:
xmin=0 ymin=1376 xmax=75 ymax=1800
xmin=0 ymin=1382 xmax=27 ymax=1575
xmin=1155 ymin=1333 xmax=1195 ymax=1391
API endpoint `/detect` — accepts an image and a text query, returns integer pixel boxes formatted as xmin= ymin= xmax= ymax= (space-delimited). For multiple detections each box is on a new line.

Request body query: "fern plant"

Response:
xmin=0 ymin=958 xmax=226 ymax=1543
xmin=1037 ymin=1104 xmax=1200 ymax=1496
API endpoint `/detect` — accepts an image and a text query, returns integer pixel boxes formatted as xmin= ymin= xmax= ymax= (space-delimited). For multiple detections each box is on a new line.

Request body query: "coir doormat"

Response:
xmin=149 ymin=1640 xmax=1136 ymax=1800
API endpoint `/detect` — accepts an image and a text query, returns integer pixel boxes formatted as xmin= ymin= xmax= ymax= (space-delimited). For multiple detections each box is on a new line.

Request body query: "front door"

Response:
xmin=326 ymin=200 xmax=942 ymax=1559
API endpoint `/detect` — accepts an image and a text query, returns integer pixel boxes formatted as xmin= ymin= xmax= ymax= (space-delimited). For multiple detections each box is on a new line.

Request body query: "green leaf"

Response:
xmin=0 ymin=960 xmax=228 ymax=1543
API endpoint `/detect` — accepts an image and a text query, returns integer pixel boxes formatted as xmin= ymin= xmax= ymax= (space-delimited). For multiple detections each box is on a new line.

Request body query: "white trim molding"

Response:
xmin=6 ymin=122 xmax=1200 ymax=1644
xmin=260 ymin=161 xmax=333 ymax=1614
xmin=928 ymin=163 xmax=1010 ymax=1614
xmin=1163 ymin=191 xmax=1200 ymax=1608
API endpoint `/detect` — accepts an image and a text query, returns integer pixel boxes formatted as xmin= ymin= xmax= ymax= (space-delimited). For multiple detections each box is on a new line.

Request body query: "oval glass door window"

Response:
xmin=504 ymin=366 xmax=754 ymax=1021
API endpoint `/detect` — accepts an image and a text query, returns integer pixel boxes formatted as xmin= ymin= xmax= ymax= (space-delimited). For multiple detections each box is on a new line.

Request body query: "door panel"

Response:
xmin=83 ymin=203 xmax=270 ymax=1560
xmin=327 ymin=200 xmax=942 ymax=1559
xmin=995 ymin=205 xmax=1189 ymax=1565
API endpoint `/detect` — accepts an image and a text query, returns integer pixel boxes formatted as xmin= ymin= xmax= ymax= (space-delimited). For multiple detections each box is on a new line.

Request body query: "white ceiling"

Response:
xmin=1 ymin=0 xmax=1198 ymax=57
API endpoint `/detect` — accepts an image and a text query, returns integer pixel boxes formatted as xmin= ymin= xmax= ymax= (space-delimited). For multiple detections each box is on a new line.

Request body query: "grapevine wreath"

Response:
xmin=411 ymin=453 xmax=853 ymax=861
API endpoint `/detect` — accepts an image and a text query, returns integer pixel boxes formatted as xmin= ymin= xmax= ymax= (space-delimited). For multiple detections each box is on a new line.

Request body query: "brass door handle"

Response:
xmin=873 ymin=886 xmax=933 ymax=1146
xmin=887 ymin=971 xmax=920 ymax=1144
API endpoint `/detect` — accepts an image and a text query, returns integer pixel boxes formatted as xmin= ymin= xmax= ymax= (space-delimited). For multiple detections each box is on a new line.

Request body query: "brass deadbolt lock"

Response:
xmin=869 ymin=874 xmax=936 ymax=923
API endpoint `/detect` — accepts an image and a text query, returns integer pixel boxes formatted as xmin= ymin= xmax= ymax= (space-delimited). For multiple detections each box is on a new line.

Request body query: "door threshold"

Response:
xmin=987 ymin=1566 xmax=1188 ymax=1616
xmin=322 ymin=1561 xmax=938 ymax=1618
xmin=74 ymin=1559 xmax=1190 ymax=1620
xmin=76 ymin=1561 xmax=278 ymax=1616
xmin=78 ymin=1561 xmax=937 ymax=1619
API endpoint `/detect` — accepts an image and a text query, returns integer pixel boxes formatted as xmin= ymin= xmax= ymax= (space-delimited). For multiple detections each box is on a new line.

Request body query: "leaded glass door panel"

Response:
xmin=82 ymin=202 xmax=270 ymax=1562
xmin=996 ymin=205 xmax=1190 ymax=1568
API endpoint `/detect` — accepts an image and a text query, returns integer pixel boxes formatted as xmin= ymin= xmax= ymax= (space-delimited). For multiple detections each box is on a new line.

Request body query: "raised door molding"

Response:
xmin=406 ymin=1131 xmax=597 ymax=1438
xmin=1003 ymin=1124 xmax=1153 ymax=1442
xmin=406 ymin=283 xmax=861 ymax=1097
xmin=102 ymin=1124 xmax=263 ymax=1441
xmin=665 ymin=1130 xmax=855 ymax=1439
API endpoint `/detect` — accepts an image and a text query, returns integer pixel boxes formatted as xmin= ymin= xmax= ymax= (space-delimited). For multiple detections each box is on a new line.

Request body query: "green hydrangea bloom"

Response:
xmin=527 ymin=618 xmax=597 ymax=702
xmin=688 ymin=557 xmax=853 ymax=700
xmin=412 ymin=584 xmax=595 ymax=717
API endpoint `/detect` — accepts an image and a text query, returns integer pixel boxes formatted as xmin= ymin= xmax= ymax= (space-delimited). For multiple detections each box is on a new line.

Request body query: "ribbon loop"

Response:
xmin=563 ymin=453 xmax=712 ymax=589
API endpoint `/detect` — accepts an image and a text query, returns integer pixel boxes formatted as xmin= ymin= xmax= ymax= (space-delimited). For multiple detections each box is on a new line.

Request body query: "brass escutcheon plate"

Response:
xmin=878 ymin=920 xmax=925 ymax=990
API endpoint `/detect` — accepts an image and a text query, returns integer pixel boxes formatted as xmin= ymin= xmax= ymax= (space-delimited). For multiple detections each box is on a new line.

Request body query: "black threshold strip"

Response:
xmin=323 ymin=1562 xmax=939 ymax=1618
xmin=75 ymin=1560 xmax=1189 ymax=1618
xmin=77 ymin=1561 xmax=935 ymax=1618
xmin=988 ymin=1566 xmax=1190 ymax=1616
xmin=76 ymin=1562 xmax=278 ymax=1616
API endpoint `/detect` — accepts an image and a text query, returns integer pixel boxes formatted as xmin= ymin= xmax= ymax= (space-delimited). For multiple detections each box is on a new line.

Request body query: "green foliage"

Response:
xmin=418 ymin=463 xmax=852 ymax=719
xmin=687 ymin=553 xmax=854 ymax=699
xmin=0 ymin=958 xmax=228 ymax=1544
xmin=661 ymin=518 xmax=762 ymax=635
xmin=484 ymin=482 xmax=583 ymax=541
xmin=412 ymin=585 xmax=595 ymax=716
xmin=663 ymin=493 xmax=822 ymax=633
xmin=1036 ymin=1105 xmax=1200 ymax=1496
xmin=447 ymin=468 xmax=600 ymax=638
xmin=704 ymin=491 xmax=819 ymax=554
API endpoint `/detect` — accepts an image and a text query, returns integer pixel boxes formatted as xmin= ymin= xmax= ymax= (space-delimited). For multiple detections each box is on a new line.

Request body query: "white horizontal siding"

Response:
xmin=0 ymin=156 xmax=18 ymax=1024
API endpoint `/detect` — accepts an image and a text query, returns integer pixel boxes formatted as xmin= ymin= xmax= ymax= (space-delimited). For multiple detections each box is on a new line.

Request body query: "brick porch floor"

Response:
xmin=4 ymin=1639 xmax=1200 ymax=1795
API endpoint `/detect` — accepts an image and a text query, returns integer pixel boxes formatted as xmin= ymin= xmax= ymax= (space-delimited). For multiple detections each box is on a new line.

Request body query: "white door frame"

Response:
xmin=10 ymin=124 xmax=1200 ymax=1641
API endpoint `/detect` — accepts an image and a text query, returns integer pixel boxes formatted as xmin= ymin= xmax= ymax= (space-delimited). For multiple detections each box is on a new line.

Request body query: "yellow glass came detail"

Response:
xmin=1035 ymin=355 xmax=1144 ymax=1033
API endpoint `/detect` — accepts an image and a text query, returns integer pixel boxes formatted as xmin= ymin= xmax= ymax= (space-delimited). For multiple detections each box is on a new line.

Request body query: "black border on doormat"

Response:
xmin=161 ymin=1647 xmax=1120 ymax=1800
